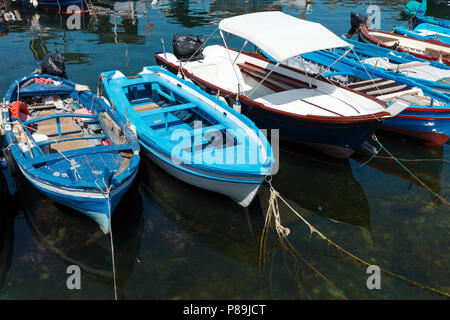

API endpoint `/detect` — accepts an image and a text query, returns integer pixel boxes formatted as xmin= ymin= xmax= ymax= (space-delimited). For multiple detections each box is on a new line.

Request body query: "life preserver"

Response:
xmin=9 ymin=101 xmax=29 ymax=119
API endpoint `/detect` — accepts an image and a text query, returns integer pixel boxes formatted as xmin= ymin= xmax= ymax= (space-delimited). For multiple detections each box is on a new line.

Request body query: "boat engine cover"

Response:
xmin=39 ymin=53 xmax=67 ymax=79
xmin=172 ymin=34 xmax=205 ymax=62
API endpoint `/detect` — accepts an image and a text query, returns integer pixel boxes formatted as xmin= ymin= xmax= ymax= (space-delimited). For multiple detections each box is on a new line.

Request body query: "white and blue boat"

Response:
xmin=283 ymin=44 xmax=450 ymax=146
xmin=0 ymin=73 xmax=140 ymax=234
xmin=101 ymin=66 xmax=274 ymax=207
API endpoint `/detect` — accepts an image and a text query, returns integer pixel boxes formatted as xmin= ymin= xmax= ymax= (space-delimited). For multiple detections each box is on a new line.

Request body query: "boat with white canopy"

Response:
xmin=155 ymin=11 xmax=407 ymax=158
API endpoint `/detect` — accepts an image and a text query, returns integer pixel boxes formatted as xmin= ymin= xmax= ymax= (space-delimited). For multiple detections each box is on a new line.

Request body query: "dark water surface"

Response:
xmin=0 ymin=0 xmax=449 ymax=300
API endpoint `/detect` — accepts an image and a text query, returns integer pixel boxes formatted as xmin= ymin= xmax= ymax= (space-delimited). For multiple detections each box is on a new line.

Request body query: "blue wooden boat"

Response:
xmin=414 ymin=14 xmax=450 ymax=29
xmin=0 ymin=73 xmax=140 ymax=234
xmin=394 ymin=23 xmax=450 ymax=45
xmin=101 ymin=66 xmax=274 ymax=207
xmin=286 ymin=46 xmax=450 ymax=146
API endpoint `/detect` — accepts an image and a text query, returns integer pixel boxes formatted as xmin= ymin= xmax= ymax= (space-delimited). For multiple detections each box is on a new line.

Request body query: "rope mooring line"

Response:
xmin=95 ymin=178 xmax=118 ymax=300
xmin=262 ymin=179 xmax=450 ymax=298
xmin=366 ymin=135 xmax=450 ymax=206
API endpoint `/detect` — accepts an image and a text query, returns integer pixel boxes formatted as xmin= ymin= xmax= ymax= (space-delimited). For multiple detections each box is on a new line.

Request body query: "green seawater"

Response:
xmin=0 ymin=0 xmax=448 ymax=300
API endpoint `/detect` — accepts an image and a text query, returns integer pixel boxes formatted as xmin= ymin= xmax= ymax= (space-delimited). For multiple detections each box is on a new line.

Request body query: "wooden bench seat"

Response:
xmin=133 ymin=103 xmax=160 ymax=113
xmin=238 ymin=61 xmax=316 ymax=90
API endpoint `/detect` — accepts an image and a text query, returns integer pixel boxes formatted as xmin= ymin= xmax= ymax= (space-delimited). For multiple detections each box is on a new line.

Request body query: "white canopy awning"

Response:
xmin=219 ymin=11 xmax=351 ymax=62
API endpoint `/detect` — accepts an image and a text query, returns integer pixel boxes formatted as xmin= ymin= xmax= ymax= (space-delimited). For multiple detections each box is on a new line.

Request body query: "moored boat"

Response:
xmin=352 ymin=19 xmax=450 ymax=66
xmin=281 ymin=42 xmax=450 ymax=146
xmin=394 ymin=23 xmax=450 ymax=45
xmin=155 ymin=11 xmax=408 ymax=159
xmin=101 ymin=66 xmax=274 ymax=207
xmin=0 ymin=72 xmax=140 ymax=234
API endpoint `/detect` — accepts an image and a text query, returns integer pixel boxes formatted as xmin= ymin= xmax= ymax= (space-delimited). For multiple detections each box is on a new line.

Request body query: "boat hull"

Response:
xmin=19 ymin=165 xmax=137 ymax=234
xmin=381 ymin=110 xmax=450 ymax=146
xmin=141 ymin=143 xmax=263 ymax=207
xmin=414 ymin=15 xmax=450 ymax=29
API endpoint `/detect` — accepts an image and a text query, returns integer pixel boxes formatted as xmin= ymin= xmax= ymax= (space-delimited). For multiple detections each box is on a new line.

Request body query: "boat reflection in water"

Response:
xmin=139 ymin=156 xmax=266 ymax=265
xmin=352 ymin=131 xmax=444 ymax=205
xmin=19 ymin=174 xmax=144 ymax=295
xmin=1 ymin=0 xmax=146 ymax=46
xmin=262 ymin=143 xmax=371 ymax=231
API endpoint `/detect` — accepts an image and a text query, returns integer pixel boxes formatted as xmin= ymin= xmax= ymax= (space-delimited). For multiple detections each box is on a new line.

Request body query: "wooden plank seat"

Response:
xmin=240 ymin=69 xmax=285 ymax=92
xmin=36 ymin=134 xmax=107 ymax=147
xmin=133 ymin=103 xmax=160 ymax=113
xmin=139 ymin=103 xmax=196 ymax=118
xmin=347 ymin=78 xmax=385 ymax=89
xmin=347 ymin=78 xmax=413 ymax=98
xmin=30 ymin=144 xmax=133 ymax=166
xmin=238 ymin=62 xmax=316 ymax=90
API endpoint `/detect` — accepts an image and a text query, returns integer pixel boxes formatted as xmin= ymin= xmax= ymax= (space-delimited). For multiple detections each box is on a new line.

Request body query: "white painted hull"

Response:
xmin=142 ymin=145 xmax=263 ymax=207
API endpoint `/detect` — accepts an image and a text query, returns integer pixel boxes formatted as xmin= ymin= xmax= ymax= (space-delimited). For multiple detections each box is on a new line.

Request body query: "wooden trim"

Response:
xmin=238 ymin=61 xmax=315 ymax=89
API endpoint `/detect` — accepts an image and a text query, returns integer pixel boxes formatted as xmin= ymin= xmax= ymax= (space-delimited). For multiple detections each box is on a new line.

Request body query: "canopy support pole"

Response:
xmin=232 ymin=40 xmax=248 ymax=66
xmin=248 ymin=62 xmax=280 ymax=99
xmin=220 ymin=30 xmax=244 ymax=95
xmin=313 ymin=47 xmax=353 ymax=81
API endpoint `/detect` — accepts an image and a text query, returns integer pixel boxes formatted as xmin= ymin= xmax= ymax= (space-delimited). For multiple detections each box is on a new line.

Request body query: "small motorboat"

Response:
xmin=155 ymin=11 xmax=407 ymax=158
xmin=394 ymin=23 xmax=450 ymax=45
xmin=0 ymin=72 xmax=140 ymax=234
xmin=100 ymin=66 xmax=274 ymax=207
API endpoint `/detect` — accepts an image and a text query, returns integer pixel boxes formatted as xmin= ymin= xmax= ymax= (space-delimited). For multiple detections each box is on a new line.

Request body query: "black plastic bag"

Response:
xmin=172 ymin=34 xmax=205 ymax=62
xmin=347 ymin=12 xmax=368 ymax=37
xmin=39 ymin=53 xmax=67 ymax=78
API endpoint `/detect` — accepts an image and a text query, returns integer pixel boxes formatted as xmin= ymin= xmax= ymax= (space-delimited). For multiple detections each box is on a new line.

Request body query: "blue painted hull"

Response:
xmin=20 ymin=167 xmax=137 ymax=233
xmin=414 ymin=14 xmax=450 ymax=29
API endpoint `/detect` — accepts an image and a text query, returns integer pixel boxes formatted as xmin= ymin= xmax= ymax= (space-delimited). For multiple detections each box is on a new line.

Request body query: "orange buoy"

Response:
xmin=9 ymin=101 xmax=30 ymax=119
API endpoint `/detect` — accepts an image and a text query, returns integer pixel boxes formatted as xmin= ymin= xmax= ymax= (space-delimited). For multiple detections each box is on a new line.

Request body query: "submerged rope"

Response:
xmin=366 ymin=135 xmax=450 ymax=206
xmin=95 ymin=179 xmax=118 ymax=300
xmin=262 ymin=178 xmax=450 ymax=298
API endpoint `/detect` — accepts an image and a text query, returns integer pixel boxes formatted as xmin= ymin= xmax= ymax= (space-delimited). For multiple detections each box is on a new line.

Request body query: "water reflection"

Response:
xmin=140 ymin=156 xmax=265 ymax=265
xmin=0 ymin=171 xmax=15 ymax=294
xmin=18 ymin=174 xmax=144 ymax=296
xmin=266 ymin=144 xmax=371 ymax=230
xmin=352 ymin=132 xmax=444 ymax=206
